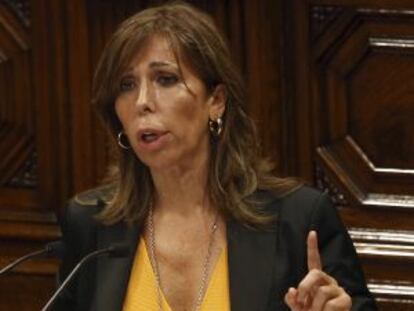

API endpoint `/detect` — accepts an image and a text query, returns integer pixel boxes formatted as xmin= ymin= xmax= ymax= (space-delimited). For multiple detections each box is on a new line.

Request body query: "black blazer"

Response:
xmin=53 ymin=186 xmax=377 ymax=311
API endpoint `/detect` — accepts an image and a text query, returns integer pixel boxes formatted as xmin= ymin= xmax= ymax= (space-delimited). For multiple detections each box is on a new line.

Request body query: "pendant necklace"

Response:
xmin=147 ymin=204 xmax=219 ymax=311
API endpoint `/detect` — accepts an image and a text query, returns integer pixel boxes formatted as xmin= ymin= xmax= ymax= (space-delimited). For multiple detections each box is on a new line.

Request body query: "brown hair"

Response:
xmin=93 ymin=1 xmax=300 ymax=228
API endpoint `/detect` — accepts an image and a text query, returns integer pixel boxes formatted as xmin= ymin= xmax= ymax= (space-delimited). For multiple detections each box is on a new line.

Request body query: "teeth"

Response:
xmin=142 ymin=132 xmax=158 ymax=142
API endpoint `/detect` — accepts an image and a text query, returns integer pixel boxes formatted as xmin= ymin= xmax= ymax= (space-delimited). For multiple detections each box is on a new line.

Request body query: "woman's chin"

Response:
xmin=135 ymin=148 xmax=208 ymax=174
xmin=138 ymin=156 xmax=178 ymax=172
xmin=144 ymin=158 xmax=197 ymax=175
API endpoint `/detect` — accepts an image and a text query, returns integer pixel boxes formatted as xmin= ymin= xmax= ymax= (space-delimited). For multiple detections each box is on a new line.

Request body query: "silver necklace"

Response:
xmin=147 ymin=204 xmax=219 ymax=311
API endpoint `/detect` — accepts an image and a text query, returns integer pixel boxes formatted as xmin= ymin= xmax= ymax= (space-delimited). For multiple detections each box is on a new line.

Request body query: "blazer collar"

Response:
xmin=227 ymin=220 xmax=277 ymax=311
xmin=90 ymin=195 xmax=279 ymax=311
xmin=92 ymin=219 xmax=141 ymax=311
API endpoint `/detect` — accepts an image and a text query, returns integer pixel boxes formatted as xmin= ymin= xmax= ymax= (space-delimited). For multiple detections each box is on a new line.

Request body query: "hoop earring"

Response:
xmin=209 ymin=117 xmax=223 ymax=137
xmin=117 ymin=131 xmax=131 ymax=149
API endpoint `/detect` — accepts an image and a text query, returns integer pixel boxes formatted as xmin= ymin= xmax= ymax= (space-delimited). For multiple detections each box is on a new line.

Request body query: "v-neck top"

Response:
xmin=122 ymin=237 xmax=230 ymax=311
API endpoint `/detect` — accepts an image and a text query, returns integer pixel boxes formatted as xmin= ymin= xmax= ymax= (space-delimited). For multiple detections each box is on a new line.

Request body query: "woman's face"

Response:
xmin=115 ymin=35 xmax=225 ymax=171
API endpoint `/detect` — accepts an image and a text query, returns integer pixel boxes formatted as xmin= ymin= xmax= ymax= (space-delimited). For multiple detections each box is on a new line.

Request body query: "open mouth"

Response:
xmin=141 ymin=132 xmax=160 ymax=143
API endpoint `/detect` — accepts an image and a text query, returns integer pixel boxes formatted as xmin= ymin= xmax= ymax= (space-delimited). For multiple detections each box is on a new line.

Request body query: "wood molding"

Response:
xmin=350 ymin=228 xmax=414 ymax=307
xmin=287 ymin=4 xmax=414 ymax=309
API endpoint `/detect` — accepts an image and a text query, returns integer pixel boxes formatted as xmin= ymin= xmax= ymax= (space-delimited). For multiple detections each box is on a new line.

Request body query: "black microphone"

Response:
xmin=41 ymin=243 xmax=130 ymax=311
xmin=0 ymin=241 xmax=64 ymax=276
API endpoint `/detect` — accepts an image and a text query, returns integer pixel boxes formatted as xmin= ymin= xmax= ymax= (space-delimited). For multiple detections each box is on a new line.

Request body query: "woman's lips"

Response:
xmin=136 ymin=129 xmax=169 ymax=151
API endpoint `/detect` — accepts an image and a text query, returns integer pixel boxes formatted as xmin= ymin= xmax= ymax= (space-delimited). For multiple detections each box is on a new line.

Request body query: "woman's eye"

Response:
xmin=119 ymin=78 xmax=136 ymax=92
xmin=157 ymin=74 xmax=178 ymax=86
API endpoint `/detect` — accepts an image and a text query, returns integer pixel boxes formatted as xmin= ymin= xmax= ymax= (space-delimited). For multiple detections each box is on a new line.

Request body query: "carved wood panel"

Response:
xmin=0 ymin=0 xmax=63 ymax=309
xmin=0 ymin=0 xmax=36 ymax=203
xmin=284 ymin=1 xmax=414 ymax=309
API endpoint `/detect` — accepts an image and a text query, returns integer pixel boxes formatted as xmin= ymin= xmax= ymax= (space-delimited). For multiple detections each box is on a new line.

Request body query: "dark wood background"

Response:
xmin=0 ymin=0 xmax=413 ymax=310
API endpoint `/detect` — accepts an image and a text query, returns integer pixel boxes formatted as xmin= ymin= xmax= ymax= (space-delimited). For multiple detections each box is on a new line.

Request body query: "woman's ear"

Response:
xmin=209 ymin=84 xmax=226 ymax=119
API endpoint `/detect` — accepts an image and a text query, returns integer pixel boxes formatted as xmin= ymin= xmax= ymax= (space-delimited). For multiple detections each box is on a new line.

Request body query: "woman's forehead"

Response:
xmin=120 ymin=34 xmax=202 ymax=81
xmin=127 ymin=35 xmax=180 ymax=68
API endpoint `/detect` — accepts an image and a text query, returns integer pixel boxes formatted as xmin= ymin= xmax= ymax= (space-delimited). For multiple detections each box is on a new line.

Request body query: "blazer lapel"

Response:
xmin=227 ymin=219 xmax=277 ymax=311
xmin=87 ymin=192 xmax=279 ymax=311
xmin=92 ymin=220 xmax=141 ymax=311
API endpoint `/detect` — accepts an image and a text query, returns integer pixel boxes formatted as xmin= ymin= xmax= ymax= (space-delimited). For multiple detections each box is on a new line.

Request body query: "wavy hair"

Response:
xmin=93 ymin=1 xmax=300 ymax=228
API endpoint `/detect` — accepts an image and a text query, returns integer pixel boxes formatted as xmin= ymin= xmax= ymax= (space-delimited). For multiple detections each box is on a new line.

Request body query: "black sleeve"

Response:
xmin=51 ymin=201 xmax=79 ymax=311
xmin=51 ymin=200 xmax=99 ymax=311
xmin=310 ymin=192 xmax=378 ymax=311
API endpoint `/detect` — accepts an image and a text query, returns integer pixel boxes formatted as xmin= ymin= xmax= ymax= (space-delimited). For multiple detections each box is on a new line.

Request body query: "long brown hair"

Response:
xmin=93 ymin=1 xmax=300 ymax=228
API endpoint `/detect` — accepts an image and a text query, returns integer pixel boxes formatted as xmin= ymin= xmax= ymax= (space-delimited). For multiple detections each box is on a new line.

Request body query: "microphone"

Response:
xmin=41 ymin=243 xmax=130 ymax=311
xmin=0 ymin=241 xmax=64 ymax=276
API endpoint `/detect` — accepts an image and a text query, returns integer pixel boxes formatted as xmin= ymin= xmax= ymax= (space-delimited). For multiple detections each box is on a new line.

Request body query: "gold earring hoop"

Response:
xmin=209 ymin=117 xmax=223 ymax=137
xmin=117 ymin=131 xmax=131 ymax=149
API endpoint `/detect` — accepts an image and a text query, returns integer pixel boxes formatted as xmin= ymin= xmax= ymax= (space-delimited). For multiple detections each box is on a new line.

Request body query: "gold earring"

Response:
xmin=209 ymin=117 xmax=223 ymax=137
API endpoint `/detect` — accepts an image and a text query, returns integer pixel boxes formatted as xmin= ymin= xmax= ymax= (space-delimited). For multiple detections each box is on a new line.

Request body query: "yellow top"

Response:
xmin=123 ymin=238 xmax=230 ymax=311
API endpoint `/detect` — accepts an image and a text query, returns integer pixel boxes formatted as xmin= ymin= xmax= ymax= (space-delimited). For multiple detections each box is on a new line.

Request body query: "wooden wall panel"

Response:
xmin=2 ymin=0 xmax=412 ymax=310
xmin=0 ymin=0 xmax=36 ymax=207
xmin=285 ymin=1 xmax=414 ymax=309
xmin=0 ymin=0 xmax=60 ymax=309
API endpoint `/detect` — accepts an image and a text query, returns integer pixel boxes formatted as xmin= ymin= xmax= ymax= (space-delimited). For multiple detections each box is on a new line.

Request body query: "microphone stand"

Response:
xmin=0 ymin=241 xmax=63 ymax=276
xmin=41 ymin=243 xmax=129 ymax=311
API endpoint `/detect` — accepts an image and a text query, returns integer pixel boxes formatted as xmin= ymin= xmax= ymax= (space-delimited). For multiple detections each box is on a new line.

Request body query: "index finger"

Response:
xmin=307 ymin=230 xmax=322 ymax=271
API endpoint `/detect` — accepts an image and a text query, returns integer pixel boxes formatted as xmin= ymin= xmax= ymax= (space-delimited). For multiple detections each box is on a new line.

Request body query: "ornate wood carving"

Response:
xmin=0 ymin=1 xmax=37 ymax=195
xmin=315 ymin=164 xmax=349 ymax=205
xmin=7 ymin=151 xmax=37 ymax=188
xmin=310 ymin=6 xmax=344 ymax=40
xmin=285 ymin=3 xmax=414 ymax=309
xmin=0 ymin=2 xmax=59 ymax=309
xmin=2 ymin=0 xmax=30 ymax=27
xmin=311 ymin=7 xmax=414 ymax=211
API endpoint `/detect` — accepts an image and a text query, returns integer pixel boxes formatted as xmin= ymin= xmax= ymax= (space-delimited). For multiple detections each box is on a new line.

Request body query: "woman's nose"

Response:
xmin=135 ymin=81 xmax=154 ymax=113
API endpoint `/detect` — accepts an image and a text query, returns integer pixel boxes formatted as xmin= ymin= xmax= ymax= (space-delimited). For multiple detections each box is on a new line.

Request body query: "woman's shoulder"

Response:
xmin=257 ymin=185 xmax=334 ymax=225
xmin=280 ymin=185 xmax=326 ymax=203
xmin=63 ymin=184 xmax=115 ymax=233
xmin=258 ymin=185 xmax=329 ymax=211
xmin=72 ymin=183 xmax=115 ymax=207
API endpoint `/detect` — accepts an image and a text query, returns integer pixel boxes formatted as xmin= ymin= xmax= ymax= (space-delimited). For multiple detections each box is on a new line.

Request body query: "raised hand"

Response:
xmin=284 ymin=231 xmax=351 ymax=311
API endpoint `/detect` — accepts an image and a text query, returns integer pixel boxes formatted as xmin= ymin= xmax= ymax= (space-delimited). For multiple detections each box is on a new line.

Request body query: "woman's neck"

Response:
xmin=150 ymin=158 xmax=212 ymax=217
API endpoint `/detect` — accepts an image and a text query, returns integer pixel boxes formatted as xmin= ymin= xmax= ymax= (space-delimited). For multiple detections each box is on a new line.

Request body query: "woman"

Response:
xmin=54 ymin=2 xmax=377 ymax=311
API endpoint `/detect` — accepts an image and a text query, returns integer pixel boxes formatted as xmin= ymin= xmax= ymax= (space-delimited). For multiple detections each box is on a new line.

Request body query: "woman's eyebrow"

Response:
xmin=121 ymin=61 xmax=180 ymax=77
xmin=149 ymin=61 xmax=179 ymax=70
